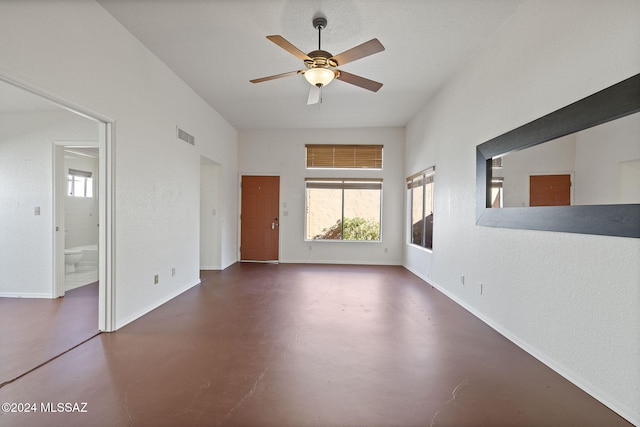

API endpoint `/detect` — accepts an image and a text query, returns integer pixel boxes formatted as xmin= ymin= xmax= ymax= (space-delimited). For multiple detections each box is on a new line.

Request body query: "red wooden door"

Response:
xmin=530 ymin=174 xmax=571 ymax=206
xmin=240 ymin=176 xmax=279 ymax=261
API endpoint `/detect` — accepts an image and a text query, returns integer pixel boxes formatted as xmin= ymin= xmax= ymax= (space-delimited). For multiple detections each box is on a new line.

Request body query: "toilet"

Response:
xmin=64 ymin=248 xmax=83 ymax=273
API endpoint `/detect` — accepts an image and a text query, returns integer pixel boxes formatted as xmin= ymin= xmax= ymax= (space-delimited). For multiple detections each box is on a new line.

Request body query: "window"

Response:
xmin=306 ymin=144 xmax=383 ymax=169
xmin=305 ymin=178 xmax=382 ymax=241
xmin=68 ymin=169 xmax=93 ymax=198
xmin=407 ymin=167 xmax=434 ymax=249
xmin=490 ymin=178 xmax=503 ymax=208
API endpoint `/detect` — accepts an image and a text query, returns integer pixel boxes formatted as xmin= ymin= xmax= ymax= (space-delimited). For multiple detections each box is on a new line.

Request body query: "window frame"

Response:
xmin=304 ymin=178 xmax=383 ymax=242
xmin=68 ymin=168 xmax=93 ymax=198
xmin=407 ymin=167 xmax=435 ymax=250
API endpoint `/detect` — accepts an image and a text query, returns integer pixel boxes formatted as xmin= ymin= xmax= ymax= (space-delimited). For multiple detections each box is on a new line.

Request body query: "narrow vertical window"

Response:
xmin=407 ymin=167 xmax=434 ymax=250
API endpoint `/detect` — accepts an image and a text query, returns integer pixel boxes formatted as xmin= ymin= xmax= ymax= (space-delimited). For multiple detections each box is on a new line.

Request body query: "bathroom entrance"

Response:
xmin=55 ymin=145 xmax=100 ymax=294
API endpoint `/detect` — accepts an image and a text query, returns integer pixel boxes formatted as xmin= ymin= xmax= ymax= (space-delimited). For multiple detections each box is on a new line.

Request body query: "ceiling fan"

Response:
xmin=250 ymin=16 xmax=385 ymax=105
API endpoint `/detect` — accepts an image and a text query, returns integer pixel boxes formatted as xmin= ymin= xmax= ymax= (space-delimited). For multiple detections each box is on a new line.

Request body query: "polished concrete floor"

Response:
xmin=0 ymin=264 xmax=631 ymax=426
xmin=0 ymin=282 xmax=99 ymax=386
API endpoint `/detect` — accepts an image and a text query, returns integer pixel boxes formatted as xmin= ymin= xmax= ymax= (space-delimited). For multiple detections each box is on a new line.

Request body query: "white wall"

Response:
xmin=575 ymin=112 xmax=640 ymax=205
xmin=0 ymin=1 xmax=238 ymax=327
xmin=65 ymin=151 xmax=99 ymax=249
xmin=499 ymin=134 xmax=576 ymax=207
xmin=0 ymin=112 xmax=98 ymax=297
xmin=200 ymin=159 xmax=222 ymax=270
xmin=404 ymin=0 xmax=640 ymax=423
xmin=239 ymin=128 xmax=405 ymax=265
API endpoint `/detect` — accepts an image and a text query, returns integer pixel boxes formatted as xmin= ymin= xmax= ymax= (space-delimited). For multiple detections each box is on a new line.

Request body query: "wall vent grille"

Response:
xmin=177 ymin=126 xmax=195 ymax=145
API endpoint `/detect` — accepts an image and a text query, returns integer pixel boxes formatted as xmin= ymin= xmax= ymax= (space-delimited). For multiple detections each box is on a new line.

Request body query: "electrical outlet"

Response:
xmin=154 ymin=274 xmax=159 ymax=285
xmin=479 ymin=283 xmax=483 ymax=295
xmin=461 ymin=275 xmax=465 ymax=285
xmin=172 ymin=268 xmax=176 ymax=277
xmin=384 ymin=247 xmax=388 ymax=253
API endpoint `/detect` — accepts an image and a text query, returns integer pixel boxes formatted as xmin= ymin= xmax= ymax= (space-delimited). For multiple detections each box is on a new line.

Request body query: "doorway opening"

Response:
xmin=0 ymin=76 xmax=114 ymax=386
xmin=200 ymin=156 xmax=222 ymax=271
xmin=54 ymin=145 xmax=100 ymax=293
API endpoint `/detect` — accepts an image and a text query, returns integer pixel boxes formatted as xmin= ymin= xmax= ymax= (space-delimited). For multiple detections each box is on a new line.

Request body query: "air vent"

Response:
xmin=176 ymin=126 xmax=195 ymax=146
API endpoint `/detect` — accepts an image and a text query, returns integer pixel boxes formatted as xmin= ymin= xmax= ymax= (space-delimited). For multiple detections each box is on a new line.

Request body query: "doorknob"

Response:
xmin=271 ymin=222 xmax=279 ymax=229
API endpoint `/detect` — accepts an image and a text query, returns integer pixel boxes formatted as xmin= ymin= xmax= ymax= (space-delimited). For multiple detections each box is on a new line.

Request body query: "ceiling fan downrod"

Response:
xmin=313 ymin=17 xmax=327 ymax=50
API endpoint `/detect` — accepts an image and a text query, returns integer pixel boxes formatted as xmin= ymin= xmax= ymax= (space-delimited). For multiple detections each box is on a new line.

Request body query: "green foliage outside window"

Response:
xmin=314 ymin=217 xmax=380 ymax=241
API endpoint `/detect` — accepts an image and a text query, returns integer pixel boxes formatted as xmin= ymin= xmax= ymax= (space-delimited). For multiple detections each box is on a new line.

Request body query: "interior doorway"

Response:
xmin=54 ymin=144 xmax=100 ymax=296
xmin=0 ymin=76 xmax=114 ymax=385
xmin=200 ymin=156 xmax=222 ymax=270
xmin=240 ymin=175 xmax=280 ymax=262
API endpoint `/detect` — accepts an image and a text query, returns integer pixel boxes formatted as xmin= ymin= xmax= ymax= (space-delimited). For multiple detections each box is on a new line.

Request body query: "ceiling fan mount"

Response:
xmin=250 ymin=15 xmax=385 ymax=104
xmin=312 ymin=16 xmax=328 ymax=31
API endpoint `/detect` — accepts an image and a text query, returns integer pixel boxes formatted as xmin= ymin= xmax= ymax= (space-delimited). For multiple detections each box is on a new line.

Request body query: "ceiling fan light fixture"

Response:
xmin=304 ymin=67 xmax=335 ymax=87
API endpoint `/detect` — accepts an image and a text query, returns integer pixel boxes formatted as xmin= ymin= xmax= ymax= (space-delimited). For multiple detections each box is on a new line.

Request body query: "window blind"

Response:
xmin=305 ymin=178 xmax=383 ymax=190
xmin=406 ymin=166 xmax=435 ymax=189
xmin=306 ymin=144 xmax=383 ymax=169
xmin=69 ymin=168 xmax=92 ymax=178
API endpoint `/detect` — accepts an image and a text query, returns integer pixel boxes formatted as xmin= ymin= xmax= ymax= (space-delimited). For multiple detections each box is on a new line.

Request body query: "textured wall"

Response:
xmin=239 ymin=127 xmax=405 ymax=265
xmin=0 ymin=112 xmax=97 ymax=296
xmin=404 ymin=0 xmax=640 ymax=423
xmin=0 ymin=1 xmax=238 ymax=325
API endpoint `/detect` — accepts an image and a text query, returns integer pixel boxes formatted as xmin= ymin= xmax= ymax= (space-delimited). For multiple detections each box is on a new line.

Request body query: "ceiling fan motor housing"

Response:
xmin=304 ymin=50 xmax=337 ymax=68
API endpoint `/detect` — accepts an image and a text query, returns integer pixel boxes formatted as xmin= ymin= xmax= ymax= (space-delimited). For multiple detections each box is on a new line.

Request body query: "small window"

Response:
xmin=491 ymin=178 xmax=504 ymax=208
xmin=305 ymin=178 xmax=382 ymax=241
xmin=306 ymin=144 xmax=383 ymax=169
xmin=68 ymin=169 xmax=93 ymax=198
xmin=407 ymin=167 xmax=434 ymax=250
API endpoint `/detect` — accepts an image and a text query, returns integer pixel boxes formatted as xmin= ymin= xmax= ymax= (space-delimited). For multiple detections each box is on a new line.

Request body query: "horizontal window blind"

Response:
xmin=69 ymin=168 xmax=92 ymax=178
xmin=305 ymin=178 xmax=383 ymax=190
xmin=406 ymin=166 xmax=434 ymax=189
xmin=306 ymin=144 xmax=383 ymax=169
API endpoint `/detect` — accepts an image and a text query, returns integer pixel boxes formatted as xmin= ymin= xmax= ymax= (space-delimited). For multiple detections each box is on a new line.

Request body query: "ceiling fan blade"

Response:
xmin=307 ymin=85 xmax=321 ymax=105
xmin=266 ymin=35 xmax=311 ymax=61
xmin=330 ymin=38 xmax=385 ymax=66
xmin=336 ymin=70 xmax=383 ymax=92
xmin=250 ymin=70 xmax=302 ymax=84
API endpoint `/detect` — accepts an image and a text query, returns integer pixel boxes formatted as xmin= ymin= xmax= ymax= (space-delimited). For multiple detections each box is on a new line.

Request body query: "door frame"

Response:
xmin=1 ymin=73 xmax=116 ymax=332
xmin=238 ymin=174 xmax=281 ymax=263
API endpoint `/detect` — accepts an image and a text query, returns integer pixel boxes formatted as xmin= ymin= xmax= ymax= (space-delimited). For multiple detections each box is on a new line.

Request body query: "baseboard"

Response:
xmin=200 ymin=265 xmax=222 ymax=270
xmin=115 ymin=279 xmax=201 ymax=330
xmin=403 ymin=264 xmax=639 ymax=426
xmin=0 ymin=292 xmax=54 ymax=298
xmin=280 ymin=259 xmax=403 ymax=266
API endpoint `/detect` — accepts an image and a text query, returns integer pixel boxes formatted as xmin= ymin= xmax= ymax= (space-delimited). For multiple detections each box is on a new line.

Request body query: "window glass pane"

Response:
xmin=411 ymin=185 xmax=424 ymax=245
xmin=73 ymin=176 xmax=84 ymax=197
xmin=305 ymin=180 xmax=382 ymax=241
xmin=407 ymin=169 xmax=434 ymax=250
xmin=86 ymin=177 xmax=93 ymax=198
xmin=343 ymin=188 xmax=381 ymax=241
xmin=306 ymin=188 xmax=342 ymax=240
xmin=424 ymin=181 xmax=434 ymax=249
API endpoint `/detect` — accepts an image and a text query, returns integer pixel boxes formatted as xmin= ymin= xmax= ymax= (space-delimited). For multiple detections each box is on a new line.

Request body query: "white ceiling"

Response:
xmin=97 ymin=0 xmax=523 ymax=130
